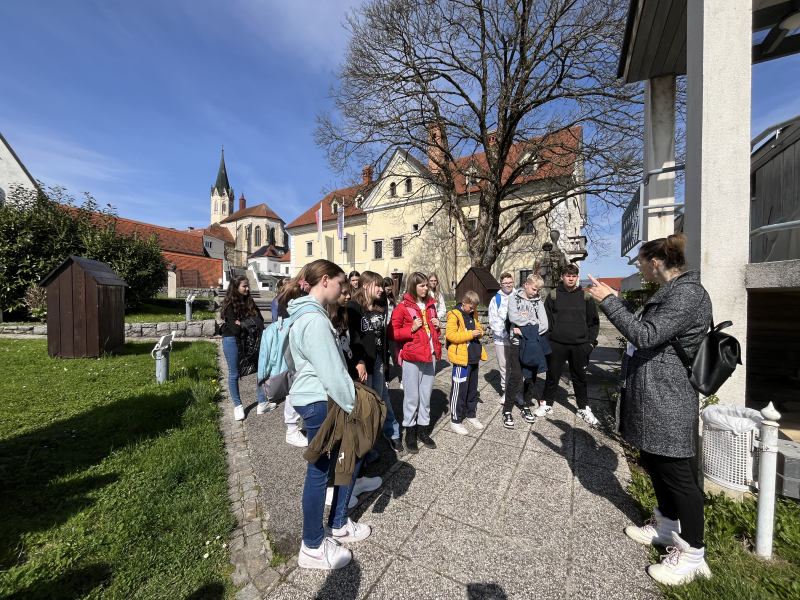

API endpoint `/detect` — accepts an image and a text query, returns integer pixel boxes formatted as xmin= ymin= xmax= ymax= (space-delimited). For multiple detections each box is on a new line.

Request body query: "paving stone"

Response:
xmin=479 ymin=417 xmax=532 ymax=448
xmin=230 ymin=562 xmax=250 ymax=587
xmin=492 ymin=499 xmax=571 ymax=561
xmin=368 ymin=557 xmax=466 ymax=600
xmin=477 ymin=537 xmax=569 ymax=600
xmin=454 ymin=454 xmax=515 ymax=495
xmin=235 ymin=582 xmax=262 ymax=600
xmin=430 ymin=429 xmax=480 ymax=453
xmin=353 ymin=498 xmax=426 ymax=551
xmin=265 ymin=583 xmax=314 ymax=600
xmin=506 ymin=467 xmax=571 ymax=505
xmin=405 ymin=448 xmax=464 ymax=478
xmin=371 ymin=463 xmax=443 ymax=510
xmin=244 ymin=521 xmax=262 ymax=536
xmin=431 ymin=480 xmax=505 ymax=532
xmin=253 ymin=567 xmax=280 ymax=592
xmin=243 ymin=488 xmax=259 ymax=500
xmin=514 ymin=445 xmax=573 ymax=483
xmin=289 ymin=540 xmax=393 ymax=600
xmin=230 ymin=536 xmax=245 ymax=552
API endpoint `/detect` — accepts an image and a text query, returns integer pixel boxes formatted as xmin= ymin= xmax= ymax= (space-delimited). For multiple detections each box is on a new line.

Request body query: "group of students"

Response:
xmin=218 ymin=232 xmax=716 ymax=585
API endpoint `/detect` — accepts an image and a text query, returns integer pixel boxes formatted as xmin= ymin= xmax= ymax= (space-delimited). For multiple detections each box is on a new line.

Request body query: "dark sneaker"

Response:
xmin=405 ymin=427 xmax=419 ymax=454
xmin=417 ymin=426 xmax=437 ymax=449
xmin=521 ymin=406 xmax=536 ymax=424
xmin=389 ymin=437 xmax=405 ymax=455
xmin=503 ymin=412 xmax=515 ymax=429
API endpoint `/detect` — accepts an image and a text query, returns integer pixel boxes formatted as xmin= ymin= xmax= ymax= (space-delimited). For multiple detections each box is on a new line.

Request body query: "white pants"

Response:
xmin=284 ymin=394 xmax=301 ymax=429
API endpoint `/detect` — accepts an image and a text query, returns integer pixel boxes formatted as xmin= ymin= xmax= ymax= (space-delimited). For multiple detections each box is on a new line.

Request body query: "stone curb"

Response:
xmin=0 ymin=319 xmax=218 ymax=338
xmin=216 ymin=342 xmax=282 ymax=599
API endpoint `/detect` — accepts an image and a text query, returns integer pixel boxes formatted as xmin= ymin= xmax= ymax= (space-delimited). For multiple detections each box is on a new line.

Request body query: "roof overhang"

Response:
xmin=617 ymin=0 xmax=800 ymax=84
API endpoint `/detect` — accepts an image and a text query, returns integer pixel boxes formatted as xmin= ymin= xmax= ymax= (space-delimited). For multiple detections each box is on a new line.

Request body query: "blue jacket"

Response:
xmin=519 ymin=324 xmax=552 ymax=379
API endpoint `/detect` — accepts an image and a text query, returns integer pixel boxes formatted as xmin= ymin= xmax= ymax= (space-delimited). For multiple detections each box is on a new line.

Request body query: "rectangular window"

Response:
xmin=373 ymin=239 xmax=383 ymax=260
xmin=412 ymin=223 xmax=419 ymax=232
xmin=468 ymin=219 xmax=477 ymax=232
xmin=285 ymin=267 xmax=289 ymax=274
xmin=520 ymin=211 xmax=534 ymax=234
xmin=518 ymin=269 xmax=532 ymax=287
xmin=204 ymin=241 xmax=212 ymax=248
xmin=342 ymin=236 xmax=349 ymax=253
xmin=363 ymin=233 xmax=368 ymax=251
xmin=306 ymin=241 xmax=313 ymax=256
xmin=392 ymin=237 xmax=403 ymax=258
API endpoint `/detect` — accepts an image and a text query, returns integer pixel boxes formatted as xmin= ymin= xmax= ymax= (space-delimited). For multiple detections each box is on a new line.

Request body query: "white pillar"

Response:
xmin=167 ymin=271 xmax=177 ymax=298
xmin=643 ymin=75 xmax=676 ymax=241
xmin=685 ymin=0 xmax=751 ymax=406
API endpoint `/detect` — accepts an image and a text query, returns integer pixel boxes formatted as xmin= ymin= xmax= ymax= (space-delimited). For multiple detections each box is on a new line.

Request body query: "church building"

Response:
xmin=206 ymin=149 xmax=288 ymax=268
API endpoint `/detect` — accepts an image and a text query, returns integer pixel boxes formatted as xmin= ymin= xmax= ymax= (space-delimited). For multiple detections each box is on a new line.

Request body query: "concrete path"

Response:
xmin=235 ymin=324 xmax=661 ymax=599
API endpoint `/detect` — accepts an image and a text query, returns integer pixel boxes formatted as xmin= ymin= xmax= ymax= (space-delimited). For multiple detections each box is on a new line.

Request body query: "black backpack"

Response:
xmin=670 ymin=320 xmax=742 ymax=396
xmin=237 ymin=317 xmax=263 ymax=377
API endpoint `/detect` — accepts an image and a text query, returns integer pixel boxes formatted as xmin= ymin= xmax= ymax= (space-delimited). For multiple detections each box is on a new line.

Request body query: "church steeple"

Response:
xmin=215 ymin=148 xmax=231 ymax=193
xmin=210 ymin=146 xmax=234 ymax=225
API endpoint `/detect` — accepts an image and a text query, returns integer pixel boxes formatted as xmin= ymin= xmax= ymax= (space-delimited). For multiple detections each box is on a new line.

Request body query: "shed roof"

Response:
xmin=457 ymin=267 xmax=500 ymax=291
xmin=41 ymin=256 xmax=129 ymax=287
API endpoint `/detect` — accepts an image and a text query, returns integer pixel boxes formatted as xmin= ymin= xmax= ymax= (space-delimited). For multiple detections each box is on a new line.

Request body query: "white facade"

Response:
xmin=0 ymin=131 xmax=37 ymax=204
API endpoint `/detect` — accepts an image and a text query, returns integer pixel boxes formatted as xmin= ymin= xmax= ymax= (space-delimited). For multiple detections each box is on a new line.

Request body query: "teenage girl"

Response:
xmin=390 ymin=272 xmax=442 ymax=453
xmin=221 ymin=276 xmax=271 ymax=421
xmin=276 ymin=273 xmax=309 ymax=447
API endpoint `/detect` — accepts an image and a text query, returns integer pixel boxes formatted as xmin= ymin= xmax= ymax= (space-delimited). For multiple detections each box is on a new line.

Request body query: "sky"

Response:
xmin=2 ymin=0 xmax=799 ymax=278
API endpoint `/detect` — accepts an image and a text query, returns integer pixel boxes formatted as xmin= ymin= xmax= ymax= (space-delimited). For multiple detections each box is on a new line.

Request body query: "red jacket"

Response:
xmin=390 ymin=293 xmax=443 ymax=363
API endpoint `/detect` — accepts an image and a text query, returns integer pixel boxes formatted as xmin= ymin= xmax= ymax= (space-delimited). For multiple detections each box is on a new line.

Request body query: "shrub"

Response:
xmin=22 ymin=285 xmax=47 ymax=322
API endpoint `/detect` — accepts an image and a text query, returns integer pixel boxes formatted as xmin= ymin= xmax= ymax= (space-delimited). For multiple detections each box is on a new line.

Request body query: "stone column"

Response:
xmin=685 ymin=0 xmax=751 ymax=406
xmin=643 ymin=75 xmax=677 ymax=241
xmin=167 ymin=270 xmax=177 ymax=298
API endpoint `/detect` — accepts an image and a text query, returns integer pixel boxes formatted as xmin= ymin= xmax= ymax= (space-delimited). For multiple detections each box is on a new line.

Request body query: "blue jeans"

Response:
xmin=294 ymin=401 xmax=364 ymax=548
xmin=367 ymin=355 xmax=400 ymax=440
xmin=222 ymin=336 xmax=266 ymax=408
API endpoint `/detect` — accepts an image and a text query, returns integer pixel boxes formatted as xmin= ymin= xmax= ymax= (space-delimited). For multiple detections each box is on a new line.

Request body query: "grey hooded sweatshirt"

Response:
xmin=507 ymin=288 xmax=548 ymax=346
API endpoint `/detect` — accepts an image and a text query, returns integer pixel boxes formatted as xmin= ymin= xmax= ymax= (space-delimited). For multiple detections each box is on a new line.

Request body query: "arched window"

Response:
xmin=222 ymin=202 xmax=227 ymax=215
xmin=214 ymin=201 xmax=219 ymax=214
xmin=268 ymin=227 xmax=276 ymax=246
xmin=405 ymin=178 xmax=412 ymax=193
xmin=389 ymin=182 xmax=397 ymax=197
xmin=255 ymin=226 xmax=262 ymax=247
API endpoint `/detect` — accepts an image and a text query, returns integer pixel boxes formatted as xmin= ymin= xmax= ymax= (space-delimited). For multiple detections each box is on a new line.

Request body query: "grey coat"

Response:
xmin=599 ymin=270 xmax=712 ymax=457
xmin=507 ymin=289 xmax=548 ymax=345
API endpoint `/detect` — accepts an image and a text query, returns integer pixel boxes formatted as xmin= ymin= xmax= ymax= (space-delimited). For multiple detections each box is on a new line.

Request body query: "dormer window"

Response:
xmin=466 ymin=169 xmax=478 ymax=187
xmin=332 ymin=201 xmax=338 ymax=215
xmin=520 ymin=151 xmax=539 ymax=175
xmin=389 ymin=182 xmax=397 ymax=197
xmin=405 ymin=178 xmax=412 ymax=193
xmin=355 ymin=195 xmax=363 ymax=209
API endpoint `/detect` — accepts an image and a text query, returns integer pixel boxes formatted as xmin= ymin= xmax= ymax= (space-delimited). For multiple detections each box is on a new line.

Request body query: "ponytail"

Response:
xmin=278 ymin=259 xmax=345 ymax=307
xmin=640 ymin=233 xmax=687 ymax=271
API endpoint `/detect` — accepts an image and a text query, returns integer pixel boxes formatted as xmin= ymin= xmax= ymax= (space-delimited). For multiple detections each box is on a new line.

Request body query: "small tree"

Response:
xmin=315 ymin=0 xmax=642 ymax=269
xmin=0 ymin=184 xmax=166 ymax=314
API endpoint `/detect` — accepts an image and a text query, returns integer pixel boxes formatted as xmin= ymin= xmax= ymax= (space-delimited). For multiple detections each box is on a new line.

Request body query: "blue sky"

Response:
xmin=2 ymin=1 xmax=799 ymax=278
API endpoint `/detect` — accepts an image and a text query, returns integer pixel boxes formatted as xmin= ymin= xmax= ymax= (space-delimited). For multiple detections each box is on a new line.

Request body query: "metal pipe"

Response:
xmin=151 ymin=333 xmax=174 ymax=385
xmin=185 ymin=293 xmax=195 ymax=322
xmin=755 ymin=402 xmax=781 ymax=558
xmin=749 ymin=220 xmax=800 ymax=239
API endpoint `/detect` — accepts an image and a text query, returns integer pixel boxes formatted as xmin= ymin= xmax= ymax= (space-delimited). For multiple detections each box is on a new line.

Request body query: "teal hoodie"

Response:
xmin=288 ymin=295 xmax=355 ymax=413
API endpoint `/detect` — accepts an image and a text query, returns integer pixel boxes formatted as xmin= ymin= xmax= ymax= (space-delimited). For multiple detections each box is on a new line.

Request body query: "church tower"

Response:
xmin=210 ymin=148 xmax=234 ymax=225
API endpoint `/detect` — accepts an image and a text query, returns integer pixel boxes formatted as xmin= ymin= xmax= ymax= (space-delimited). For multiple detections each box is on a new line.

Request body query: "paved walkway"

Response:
xmin=235 ymin=323 xmax=661 ymax=599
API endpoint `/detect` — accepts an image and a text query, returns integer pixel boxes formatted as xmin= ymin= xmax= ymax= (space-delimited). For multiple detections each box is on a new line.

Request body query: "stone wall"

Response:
xmin=2 ymin=320 xmax=218 ymax=338
xmin=157 ymin=287 xmax=220 ymax=298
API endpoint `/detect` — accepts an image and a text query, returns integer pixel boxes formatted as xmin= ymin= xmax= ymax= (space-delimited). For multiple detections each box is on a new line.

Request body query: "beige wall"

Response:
xmin=210 ymin=189 xmax=234 ymax=225
xmin=221 ymin=216 xmax=286 ymax=267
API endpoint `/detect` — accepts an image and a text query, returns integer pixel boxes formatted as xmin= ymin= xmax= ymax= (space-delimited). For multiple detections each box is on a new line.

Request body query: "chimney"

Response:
xmin=427 ymin=121 xmax=444 ymax=173
xmin=239 ymin=193 xmax=246 ymax=211
xmin=187 ymin=227 xmax=194 ymax=232
xmin=362 ymin=165 xmax=374 ymax=185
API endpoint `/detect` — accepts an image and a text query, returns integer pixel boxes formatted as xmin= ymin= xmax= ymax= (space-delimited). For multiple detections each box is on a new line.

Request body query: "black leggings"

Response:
xmin=639 ymin=451 xmax=705 ymax=548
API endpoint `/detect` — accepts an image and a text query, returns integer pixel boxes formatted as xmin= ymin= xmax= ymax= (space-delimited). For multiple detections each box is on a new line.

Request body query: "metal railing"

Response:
xmin=621 ymin=165 xmax=685 ymax=257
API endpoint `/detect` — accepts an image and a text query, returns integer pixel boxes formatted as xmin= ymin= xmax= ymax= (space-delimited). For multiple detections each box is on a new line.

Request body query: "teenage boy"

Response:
xmin=538 ymin=264 xmax=601 ymax=426
xmin=488 ymin=272 xmax=522 ymax=405
xmin=504 ymin=274 xmax=549 ymax=429
xmin=446 ymin=291 xmax=488 ymax=435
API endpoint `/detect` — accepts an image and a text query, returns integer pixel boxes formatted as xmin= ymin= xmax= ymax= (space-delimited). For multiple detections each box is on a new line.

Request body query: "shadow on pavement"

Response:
xmin=185 ymin=581 xmax=227 ymax=600
xmin=467 ymin=582 xmax=508 ymax=600
xmin=2 ymin=563 xmax=111 ymax=600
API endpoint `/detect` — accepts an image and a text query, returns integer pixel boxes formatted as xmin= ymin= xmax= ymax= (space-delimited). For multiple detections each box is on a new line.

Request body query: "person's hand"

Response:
xmin=411 ymin=317 xmax=423 ymax=332
xmin=235 ymin=320 xmax=241 ymax=326
xmin=356 ymin=362 xmax=368 ymax=383
xmin=472 ymin=330 xmax=481 ymax=338
xmin=587 ymin=275 xmax=619 ymax=302
xmin=430 ymin=317 xmax=440 ymax=328
xmin=513 ymin=327 xmax=521 ymax=335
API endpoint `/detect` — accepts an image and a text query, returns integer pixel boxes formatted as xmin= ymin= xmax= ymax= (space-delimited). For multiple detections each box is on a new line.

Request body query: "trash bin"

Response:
xmin=701 ymin=404 xmax=764 ymax=492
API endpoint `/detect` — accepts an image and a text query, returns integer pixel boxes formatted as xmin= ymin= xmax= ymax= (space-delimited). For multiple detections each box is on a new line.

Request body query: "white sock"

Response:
xmin=286 ymin=425 xmax=298 ymax=434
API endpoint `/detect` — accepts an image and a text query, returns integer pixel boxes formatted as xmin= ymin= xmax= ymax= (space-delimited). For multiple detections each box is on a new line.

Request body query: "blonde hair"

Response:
xmin=526 ymin=273 xmax=544 ymax=288
xmin=278 ymin=259 xmax=345 ymax=306
xmin=427 ymin=272 xmax=441 ymax=301
xmin=406 ymin=271 xmax=429 ymax=303
xmin=462 ymin=291 xmax=480 ymax=306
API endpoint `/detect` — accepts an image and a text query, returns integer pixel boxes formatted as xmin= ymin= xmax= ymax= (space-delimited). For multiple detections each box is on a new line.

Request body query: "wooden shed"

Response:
xmin=41 ymin=256 xmax=128 ymax=358
xmin=455 ymin=267 xmax=500 ymax=307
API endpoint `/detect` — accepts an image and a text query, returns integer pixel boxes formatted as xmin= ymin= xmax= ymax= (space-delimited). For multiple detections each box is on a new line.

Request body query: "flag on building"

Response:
xmin=315 ymin=203 xmax=323 ymax=254
xmin=337 ymin=201 xmax=344 ymax=240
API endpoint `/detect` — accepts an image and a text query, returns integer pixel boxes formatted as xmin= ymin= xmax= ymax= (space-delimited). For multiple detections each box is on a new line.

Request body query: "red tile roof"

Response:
xmin=163 ymin=252 xmax=223 ymax=288
xmin=220 ymin=202 xmax=284 ymax=224
xmin=113 ymin=215 xmax=206 ymax=256
xmin=285 ymin=183 xmax=371 ymax=229
xmin=279 ymin=250 xmax=291 ymax=263
xmin=285 ymin=127 xmax=581 ymax=230
xmin=249 ymin=244 xmax=285 ymax=259
xmin=598 ymin=277 xmax=625 ymax=291
xmin=189 ymin=223 xmax=235 ymax=243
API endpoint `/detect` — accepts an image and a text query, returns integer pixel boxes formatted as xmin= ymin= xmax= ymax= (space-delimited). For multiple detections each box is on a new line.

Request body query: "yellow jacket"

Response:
xmin=446 ymin=308 xmax=488 ymax=366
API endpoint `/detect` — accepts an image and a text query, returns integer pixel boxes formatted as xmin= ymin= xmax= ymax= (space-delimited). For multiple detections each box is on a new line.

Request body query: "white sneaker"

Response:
xmin=399 ymin=381 xmax=403 ymax=390
xmin=450 ymin=422 xmax=469 ymax=435
xmin=233 ymin=405 xmax=245 ymax=421
xmin=534 ymin=401 xmax=552 ymax=418
xmin=257 ymin=401 xmax=277 ymax=414
xmin=325 ymin=518 xmax=372 ymax=543
xmin=577 ymin=406 xmax=599 ymax=427
xmin=285 ymin=428 xmax=308 ymax=447
xmin=466 ymin=417 xmax=484 ymax=430
xmin=647 ymin=531 xmax=712 ymax=585
xmin=325 ymin=487 xmax=359 ymax=509
xmin=298 ymin=538 xmax=352 ymax=570
xmin=625 ymin=506 xmax=680 ymax=546
xmin=352 ymin=476 xmax=382 ymax=497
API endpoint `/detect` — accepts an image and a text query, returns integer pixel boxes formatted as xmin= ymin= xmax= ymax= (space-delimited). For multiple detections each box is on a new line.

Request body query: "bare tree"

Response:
xmin=315 ymin=0 xmax=642 ymax=269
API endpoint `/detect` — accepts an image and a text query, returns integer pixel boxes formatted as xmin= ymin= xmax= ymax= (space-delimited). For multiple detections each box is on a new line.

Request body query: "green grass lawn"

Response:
xmin=628 ymin=459 xmax=800 ymax=599
xmin=0 ymin=339 xmax=235 ymax=600
xmin=125 ymin=302 xmax=216 ymax=323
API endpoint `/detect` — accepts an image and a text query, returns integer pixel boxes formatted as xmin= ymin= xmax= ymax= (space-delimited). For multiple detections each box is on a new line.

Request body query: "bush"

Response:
xmin=22 ymin=285 xmax=47 ymax=322
xmin=0 ymin=184 xmax=166 ymax=313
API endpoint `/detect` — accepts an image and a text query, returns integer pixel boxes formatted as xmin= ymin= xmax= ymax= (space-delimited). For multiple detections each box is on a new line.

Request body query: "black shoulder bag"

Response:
xmin=670 ymin=320 xmax=742 ymax=396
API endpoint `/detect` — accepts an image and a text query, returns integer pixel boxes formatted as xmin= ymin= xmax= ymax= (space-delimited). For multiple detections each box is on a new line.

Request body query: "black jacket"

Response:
xmin=543 ymin=284 xmax=600 ymax=345
xmin=222 ymin=303 xmax=264 ymax=338
xmin=346 ymin=300 xmax=388 ymax=376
